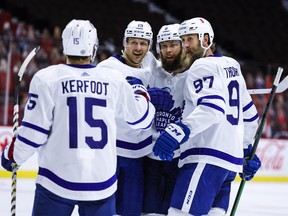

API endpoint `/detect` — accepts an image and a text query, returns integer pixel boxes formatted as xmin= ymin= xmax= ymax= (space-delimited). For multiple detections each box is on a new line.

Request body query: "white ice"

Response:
xmin=0 ymin=178 xmax=287 ymax=216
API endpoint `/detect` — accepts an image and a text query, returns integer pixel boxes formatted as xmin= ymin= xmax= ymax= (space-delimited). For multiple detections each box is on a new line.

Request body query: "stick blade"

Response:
xmin=248 ymin=68 xmax=286 ymax=95
xmin=273 ymin=67 xmax=283 ymax=86
xmin=18 ymin=46 xmax=40 ymax=80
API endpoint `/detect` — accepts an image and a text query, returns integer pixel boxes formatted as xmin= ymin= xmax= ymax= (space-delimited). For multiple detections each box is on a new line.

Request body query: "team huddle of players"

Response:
xmin=1 ymin=17 xmax=261 ymax=216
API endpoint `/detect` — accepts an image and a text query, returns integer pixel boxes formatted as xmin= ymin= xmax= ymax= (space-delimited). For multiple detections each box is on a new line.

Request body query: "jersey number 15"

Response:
xmin=67 ymin=97 xmax=108 ymax=149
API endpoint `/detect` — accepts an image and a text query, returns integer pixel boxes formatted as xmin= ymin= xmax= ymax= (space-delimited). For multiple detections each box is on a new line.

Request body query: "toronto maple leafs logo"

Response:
xmin=154 ymin=101 xmax=185 ymax=132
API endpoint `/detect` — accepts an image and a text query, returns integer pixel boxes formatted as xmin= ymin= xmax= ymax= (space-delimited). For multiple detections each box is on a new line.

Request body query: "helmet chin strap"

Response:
xmin=90 ymin=45 xmax=98 ymax=63
xmin=202 ymin=47 xmax=208 ymax=57
xmin=200 ymin=39 xmax=212 ymax=57
xmin=121 ymin=50 xmax=142 ymax=68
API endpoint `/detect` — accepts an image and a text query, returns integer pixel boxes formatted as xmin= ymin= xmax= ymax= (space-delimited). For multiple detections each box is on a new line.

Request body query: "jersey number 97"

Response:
xmin=194 ymin=77 xmax=240 ymax=126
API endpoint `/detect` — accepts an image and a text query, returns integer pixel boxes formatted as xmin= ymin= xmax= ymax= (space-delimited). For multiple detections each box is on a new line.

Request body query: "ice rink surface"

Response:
xmin=0 ymin=178 xmax=287 ymax=216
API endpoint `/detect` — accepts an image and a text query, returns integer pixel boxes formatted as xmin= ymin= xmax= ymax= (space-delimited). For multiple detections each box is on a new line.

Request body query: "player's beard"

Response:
xmin=181 ymin=45 xmax=205 ymax=70
xmin=161 ymin=52 xmax=182 ymax=72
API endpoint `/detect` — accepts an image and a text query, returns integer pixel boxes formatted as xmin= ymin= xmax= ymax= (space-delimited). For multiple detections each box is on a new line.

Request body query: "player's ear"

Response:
xmin=203 ymin=34 xmax=210 ymax=47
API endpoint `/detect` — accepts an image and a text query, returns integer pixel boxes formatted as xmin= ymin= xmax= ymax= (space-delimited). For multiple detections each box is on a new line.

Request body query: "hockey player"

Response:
xmin=153 ymin=17 xmax=262 ymax=216
xmin=1 ymin=19 xmax=155 ymax=216
xmin=142 ymin=23 xmax=188 ymax=216
xmin=97 ymin=20 xmax=173 ymax=216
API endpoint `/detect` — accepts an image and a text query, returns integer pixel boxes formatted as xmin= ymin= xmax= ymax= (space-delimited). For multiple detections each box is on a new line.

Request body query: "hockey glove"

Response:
xmin=153 ymin=122 xmax=190 ymax=161
xmin=126 ymin=76 xmax=144 ymax=85
xmin=1 ymin=136 xmax=17 ymax=172
xmin=240 ymin=144 xmax=261 ymax=181
xmin=147 ymin=87 xmax=174 ymax=111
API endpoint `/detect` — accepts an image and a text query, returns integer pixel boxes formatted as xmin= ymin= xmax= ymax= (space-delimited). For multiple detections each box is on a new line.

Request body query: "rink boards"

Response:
xmin=1 ymin=126 xmax=288 ymax=182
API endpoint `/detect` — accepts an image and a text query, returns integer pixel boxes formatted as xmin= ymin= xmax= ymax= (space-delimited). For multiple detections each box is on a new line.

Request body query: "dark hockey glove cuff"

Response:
xmin=126 ymin=76 xmax=144 ymax=85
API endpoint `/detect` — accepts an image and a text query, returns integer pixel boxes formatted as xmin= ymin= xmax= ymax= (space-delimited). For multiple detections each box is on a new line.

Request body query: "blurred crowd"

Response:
xmin=244 ymin=68 xmax=288 ymax=139
xmin=1 ymin=9 xmax=288 ymax=139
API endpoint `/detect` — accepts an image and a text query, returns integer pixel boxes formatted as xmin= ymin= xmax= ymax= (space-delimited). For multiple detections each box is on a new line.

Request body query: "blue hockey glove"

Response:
xmin=1 ymin=136 xmax=17 ymax=172
xmin=240 ymin=144 xmax=261 ymax=181
xmin=147 ymin=87 xmax=174 ymax=111
xmin=126 ymin=76 xmax=144 ymax=85
xmin=153 ymin=122 xmax=190 ymax=161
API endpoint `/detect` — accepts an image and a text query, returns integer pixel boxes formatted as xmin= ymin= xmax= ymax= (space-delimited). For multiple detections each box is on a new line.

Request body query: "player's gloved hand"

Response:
xmin=147 ymin=87 xmax=174 ymax=111
xmin=1 ymin=136 xmax=17 ymax=172
xmin=153 ymin=122 xmax=190 ymax=161
xmin=239 ymin=144 xmax=261 ymax=181
xmin=126 ymin=76 xmax=144 ymax=85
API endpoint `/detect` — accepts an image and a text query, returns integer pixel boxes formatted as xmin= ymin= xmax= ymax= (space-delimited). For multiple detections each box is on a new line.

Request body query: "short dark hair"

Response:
xmin=67 ymin=56 xmax=90 ymax=61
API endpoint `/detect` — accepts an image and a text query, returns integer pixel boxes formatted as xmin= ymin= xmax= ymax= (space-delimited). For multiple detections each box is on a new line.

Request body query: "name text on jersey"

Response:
xmin=62 ymin=79 xmax=109 ymax=95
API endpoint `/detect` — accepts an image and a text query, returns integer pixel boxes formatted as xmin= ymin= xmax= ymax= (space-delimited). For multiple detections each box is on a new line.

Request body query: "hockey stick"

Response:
xmin=230 ymin=67 xmax=283 ymax=216
xmin=11 ymin=46 xmax=40 ymax=216
xmin=248 ymin=74 xmax=288 ymax=94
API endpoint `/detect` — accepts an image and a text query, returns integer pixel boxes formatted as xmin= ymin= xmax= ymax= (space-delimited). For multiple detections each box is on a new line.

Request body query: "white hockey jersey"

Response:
xmin=148 ymin=62 xmax=188 ymax=160
xmin=181 ymin=55 xmax=259 ymax=172
xmin=96 ymin=52 xmax=158 ymax=158
xmin=12 ymin=64 xmax=155 ymax=201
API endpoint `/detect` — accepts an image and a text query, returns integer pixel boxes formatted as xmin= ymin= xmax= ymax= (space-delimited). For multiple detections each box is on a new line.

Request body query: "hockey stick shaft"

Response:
xmin=230 ymin=67 xmax=283 ymax=216
xmin=247 ymin=74 xmax=288 ymax=94
xmin=13 ymin=46 xmax=40 ymax=133
xmin=11 ymin=46 xmax=40 ymax=216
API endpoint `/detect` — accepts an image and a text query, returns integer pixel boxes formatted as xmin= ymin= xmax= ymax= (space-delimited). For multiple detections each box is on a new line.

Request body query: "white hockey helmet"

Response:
xmin=156 ymin=23 xmax=181 ymax=54
xmin=179 ymin=17 xmax=214 ymax=50
xmin=123 ymin=20 xmax=153 ymax=48
xmin=62 ymin=19 xmax=99 ymax=61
